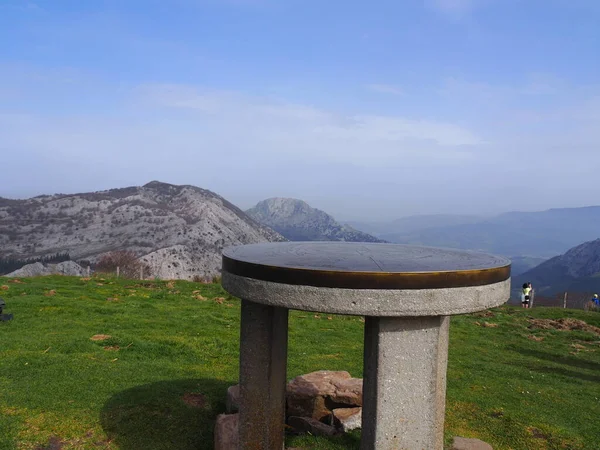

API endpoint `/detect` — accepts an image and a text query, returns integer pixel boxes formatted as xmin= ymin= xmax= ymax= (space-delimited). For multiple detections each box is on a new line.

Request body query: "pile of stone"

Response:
xmin=214 ymin=369 xmax=495 ymax=449
xmin=215 ymin=370 xmax=363 ymax=449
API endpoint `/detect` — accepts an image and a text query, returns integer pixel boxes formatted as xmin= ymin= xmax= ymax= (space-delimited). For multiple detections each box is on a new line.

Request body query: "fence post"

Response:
xmin=530 ymin=290 xmax=534 ymax=308
xmin=87 ymin=266 xmax=91 ymax=277
xmin=116 ymin=266 xmax=120 ymax=278
xmin=140 ymin=266 xmax=143 ymax=280
xmin=563 ymin=292 xmax=567 ymax=309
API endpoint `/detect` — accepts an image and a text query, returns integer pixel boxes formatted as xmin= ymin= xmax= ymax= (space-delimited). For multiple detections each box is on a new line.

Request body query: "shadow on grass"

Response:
xmin=529 ymin=365 xmax=600 ymax=384
xmin=513 ymin=348 xmax=600 ymax=373
xmin=100 ymin=378 xmax=231 ymax=450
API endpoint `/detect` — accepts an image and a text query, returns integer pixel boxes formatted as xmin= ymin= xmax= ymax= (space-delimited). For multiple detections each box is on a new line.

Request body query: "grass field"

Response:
xmin=0 ymin=275 xmax=599 ymax=450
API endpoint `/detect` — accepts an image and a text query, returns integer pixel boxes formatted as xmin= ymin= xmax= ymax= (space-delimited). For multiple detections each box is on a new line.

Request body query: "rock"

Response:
xmin=246 ymin=197 xmax=385 ymax=243
xmin=6 ymin=261 xmax=84 ymax=277
xmin=451 ymin=436 xmax=494 ymax=450
xmin=6 ymin=262 xmax=51 ymax=277
xmin=226 ymin=384 xmax=240 ymax=413
xmin=52 ymin=261 xmax=84 ymax=276
xmin=332 ymin=378 xmax=363 ymax=405
xmin=331 ymin=407 xmax=362 ymax=432
xmin=214 ymin=413 xmax=238 ymax=450
xmin=286 ymin=370 xmax=362 ymax=421
xmin=287 ymin=416 xmax=338 ymax=437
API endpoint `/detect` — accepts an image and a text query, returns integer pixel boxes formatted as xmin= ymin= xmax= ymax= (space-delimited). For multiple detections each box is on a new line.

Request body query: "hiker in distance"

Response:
xmin=522 ymin=282 xmax=533 ymax=309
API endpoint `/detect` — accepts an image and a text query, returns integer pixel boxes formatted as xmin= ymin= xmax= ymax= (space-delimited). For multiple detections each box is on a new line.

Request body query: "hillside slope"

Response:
xmin=246 ymin=198 xmax=385 ymax=243
xmin=0 ymin=181 xmax=285 ymax=279
xmin=514 ymin=238 xmax=600 ymax=295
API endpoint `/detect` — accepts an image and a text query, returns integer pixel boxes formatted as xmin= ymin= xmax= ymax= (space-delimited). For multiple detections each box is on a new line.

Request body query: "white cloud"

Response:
xmin=366 ymin=84 xmax=404 ymax=96
xmin=137 ymin=83 xmax=482 ymax=152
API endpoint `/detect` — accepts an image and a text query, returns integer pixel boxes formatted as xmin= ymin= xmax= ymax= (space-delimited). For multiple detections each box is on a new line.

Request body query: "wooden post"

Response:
xmin=563 ymin=292 xmax=567 ymax=309
xmin=116 ymin=266 xmax=120 ymax=278
xmin=140 ymin=266 xmax=143 ymax=280
xmin=530 ymin=290 xmax=534 ymax=308
xmin=87 ymin=266 xmax=91 ymax=277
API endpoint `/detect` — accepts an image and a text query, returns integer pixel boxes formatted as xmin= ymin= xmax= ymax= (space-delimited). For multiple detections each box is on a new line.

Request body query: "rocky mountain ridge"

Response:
xmin=0 ymin=181 xmax=285 ymax=279
xmin=513 ymin=238 xmax=600 ymax=296
xmin=246 ymin=198 xmax=385 ymax=243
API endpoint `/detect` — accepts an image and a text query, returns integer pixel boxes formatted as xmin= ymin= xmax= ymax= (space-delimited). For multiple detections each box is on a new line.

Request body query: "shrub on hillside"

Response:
xmin=96 ymin=250 xmax=151 ymax=279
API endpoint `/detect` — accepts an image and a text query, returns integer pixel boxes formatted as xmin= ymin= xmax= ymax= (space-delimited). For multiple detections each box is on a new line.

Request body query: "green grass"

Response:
xmin=0 ymin=276 xmax=599 ymax=450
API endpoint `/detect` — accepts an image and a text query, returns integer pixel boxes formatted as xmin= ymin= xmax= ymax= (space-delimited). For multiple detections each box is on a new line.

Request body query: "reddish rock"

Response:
xmin=287 ymin=416 xmax=338 ymax=437
xmin=286 ymin=370 xmax=362 ymax=421
xmin=331 ymin=378 xmax=363 ymax=405
xmin=331 ymin=407 xmax=362 ymax=432
xmin=214 ymin=413 xmax=238 ymax=450
xmin=226 ymin=384 xmax=240 ymax=413
xmin=451 ymin=436 xmax=493 ymax=450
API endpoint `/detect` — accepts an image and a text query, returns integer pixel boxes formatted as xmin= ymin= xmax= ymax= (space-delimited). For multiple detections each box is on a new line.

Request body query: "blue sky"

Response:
xmin=1 ymin=0 xmax=599 ymax=220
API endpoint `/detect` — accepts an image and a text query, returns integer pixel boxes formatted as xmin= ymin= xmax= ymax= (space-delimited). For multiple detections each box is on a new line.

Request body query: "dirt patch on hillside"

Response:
xmin=182 ymin=393 xmax=206 ymax=408
xmin=528 ymin=318 xmax=600 ymax=335
xmin=34 ymin=436 xmax=64 ymax=450
xmin=90 ymin=334 xmax=112 ymax=341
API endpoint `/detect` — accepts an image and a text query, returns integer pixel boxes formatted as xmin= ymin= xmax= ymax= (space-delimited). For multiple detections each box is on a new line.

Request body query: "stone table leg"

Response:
xmin=239 ymin=299 xmax=289 ymax=450
xmin=361 ymin=315 xmax=450 ymax=450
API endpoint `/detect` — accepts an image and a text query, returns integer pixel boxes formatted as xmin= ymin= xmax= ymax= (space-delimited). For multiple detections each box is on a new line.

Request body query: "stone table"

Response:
xmin=221 ymin=242 xmax=510 ymax=450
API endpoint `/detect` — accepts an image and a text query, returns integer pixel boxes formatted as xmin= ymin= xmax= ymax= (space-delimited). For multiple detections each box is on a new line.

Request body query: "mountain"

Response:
xmin=0 ymin=181 xmax=284 ymax=279
xmin=509 ymin=255 xmax=548 ymax=277
xmin=347 ymin=214 xmax=483 ymax=237
xmin=380 ymin=206 xmax=600 ymax=259
xmin=513 ymin=239 xmax=600 ymax=296
xmin=246 ymin=198 xmax=385 ymax=243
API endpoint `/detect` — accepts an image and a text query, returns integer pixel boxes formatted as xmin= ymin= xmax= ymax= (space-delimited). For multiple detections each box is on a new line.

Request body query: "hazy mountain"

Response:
xmin=348 ymin=214 xmax=483 ymax=237
xmin=509 ymin=256 xmax=548 ymax=277
xmin=0 ymin=181 xmax=284 ymax=279
xmin=246 ymin=198 xmax=385 ymax=243
xmin=513 ymin=239 xmax=600 ymax=296
xmin=381 ymin=206 xmax=600 ymax=259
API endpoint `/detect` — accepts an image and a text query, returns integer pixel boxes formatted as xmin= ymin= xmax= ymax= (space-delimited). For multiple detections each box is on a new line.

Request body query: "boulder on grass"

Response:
xmin=286 ymin=370 xmax=363 ymax=421
xmin=226 ymin=384 xmax=240 ymax=413
xmin=287 ymin=416 xmax=338 ymax=437
xmin=214 ymin=413 xmax=238 ymax=450
xmin=331 ymin=407 xmax=362 ymax=432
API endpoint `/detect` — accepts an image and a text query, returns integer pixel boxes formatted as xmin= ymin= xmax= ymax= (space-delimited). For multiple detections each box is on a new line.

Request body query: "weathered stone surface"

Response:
xmin=6 ymin=262 xmax=51 ymax=278
xmin=239 ymin=301 xmax=288 ymax=450
xmin=287 ymin=416 xmax=338 ymax=437
xmin=361 ymin=316 xmax=450 ymax=450
xmin=332 ymin=378 xmax=363 ymax=406
xmin=222 ymin=272 xmax=510 ymax=317
xmin=7 ymin=261 xmax=85 ymax=277
xmin=52 ymin=261 xmax=85 ymax=276
xmin=451 ymin=436 xmax=494 ymax=450
xmin=286 ymin=370 xmax=362 ymax=420
xmin=214 ymin=413 xmax=238 ymax=450
xmin=331 ymin=407 xmax=362 ymax=432
xmin=226 ymin=384 xmax=240 ymax=414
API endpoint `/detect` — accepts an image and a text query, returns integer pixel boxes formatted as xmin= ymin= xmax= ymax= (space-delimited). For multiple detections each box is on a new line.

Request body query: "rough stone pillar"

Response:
xmin=239 ymin=299 xmax=289 ymax=450
xmin=361 ymin=315 xmax=450 ymax=450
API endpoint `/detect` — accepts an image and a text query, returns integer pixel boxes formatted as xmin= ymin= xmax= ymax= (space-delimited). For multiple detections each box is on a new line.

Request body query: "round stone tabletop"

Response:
xmin=222 ymin=242 xmax=510 ymax=290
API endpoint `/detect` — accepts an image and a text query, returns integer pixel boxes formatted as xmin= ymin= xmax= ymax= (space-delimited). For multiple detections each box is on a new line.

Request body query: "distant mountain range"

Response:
xmin=0 ymin=181 xmax=284 ymax=279
xmin=513 ymin=239 xmax=600 ymax=297
xmin=354 ymin=207 xmax=600 ymax=259
xmin=3 ymin=183 xmax=599 ymax=289
xmin=246 ymin=198 xmax=385 ymax=243
xmin=347 ymin=214 xmax=483 ymax=236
